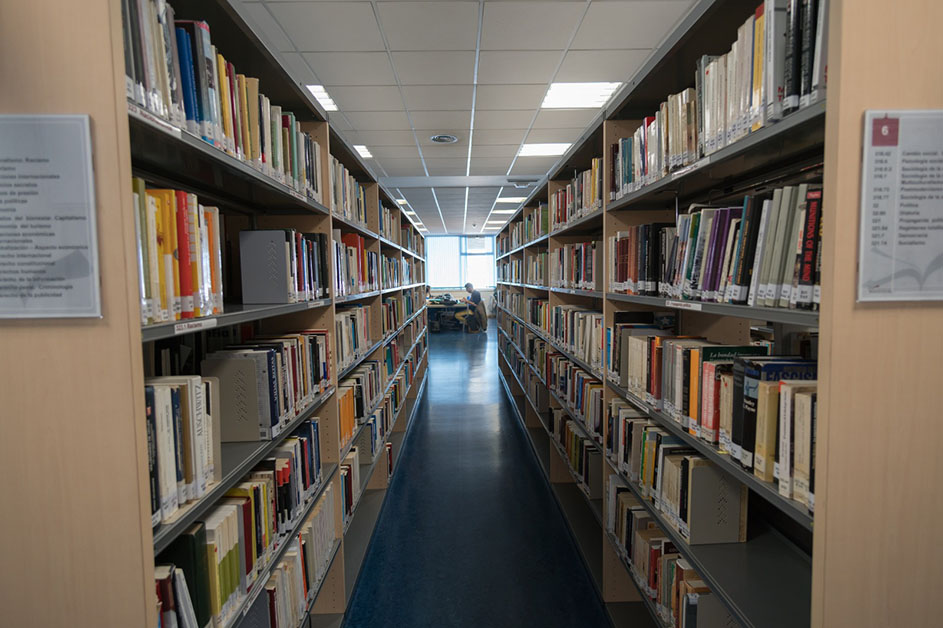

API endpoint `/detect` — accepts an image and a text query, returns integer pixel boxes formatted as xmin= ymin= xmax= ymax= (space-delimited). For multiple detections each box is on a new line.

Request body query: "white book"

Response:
xmin=747 ymin=200 xmax=772 ymax=306
xmin=765 ymin=0 xmax=790 ymax=121
xmin=762 ymin=185 xmax=798 ymax=306
xmin=152 ymin=385 xmax=179 ymax=521
xmin=149 ymin=376 xmax=208 ymax=499
xmin=810 ymin=0 xmax=829 ymax=103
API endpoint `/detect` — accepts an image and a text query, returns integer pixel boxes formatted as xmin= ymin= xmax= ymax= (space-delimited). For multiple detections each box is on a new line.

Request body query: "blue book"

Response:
xmin=175 ymin=28 xmax=200 ymax=133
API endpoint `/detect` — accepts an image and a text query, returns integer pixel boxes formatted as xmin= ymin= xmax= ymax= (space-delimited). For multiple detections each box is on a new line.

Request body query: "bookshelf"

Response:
xmin=492 ymin=1 xmax=941 ymax=627
xmin=0 ymin=1 xmax=428 ymax=627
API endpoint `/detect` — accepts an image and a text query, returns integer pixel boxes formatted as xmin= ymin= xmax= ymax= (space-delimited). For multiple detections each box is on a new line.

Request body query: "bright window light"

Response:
xmin=541 ymin=82 xmax=622 ymax=109
xmin=306 ymin=85 xmax=338 ymax=111
xmin=496 ymin=196 xmax=526 ymax=203
xmin=518 ymin=143 xmax=570 ymax=157
xmin=353 ymin=145 xmax=372 ymax=159
xmin=491 ymin=209 xmax=516 ymax=214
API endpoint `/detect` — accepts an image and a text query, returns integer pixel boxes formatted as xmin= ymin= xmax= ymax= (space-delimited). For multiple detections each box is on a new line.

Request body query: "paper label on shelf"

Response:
xmin=666 ymin=299 xmax=702 ymax=311
xmin=174 ymin=318 xmax=217 ymax=334
xmin=858 ymin=110 xmax=943 ymax=301
xmin=0 ymin=116 xmax=102 ymax=318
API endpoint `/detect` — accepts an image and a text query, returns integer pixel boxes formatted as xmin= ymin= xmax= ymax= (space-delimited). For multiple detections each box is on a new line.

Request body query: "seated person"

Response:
xmin=462 ymin=283 xmax=488 ymax=332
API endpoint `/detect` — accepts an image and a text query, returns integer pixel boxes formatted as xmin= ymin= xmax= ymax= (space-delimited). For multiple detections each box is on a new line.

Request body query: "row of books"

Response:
xmin=400 ymin=226 xmax=424 ymax=258
xmin=381 ymin=254 xmax=402 ymax=291
xmin=546 ymin=354 xmax=604 ymax=442
xmin=336 ymin=305 xmax=372 ymax=373
xmin=525 ymin=251 xmax=547 ymax=286
xmin=122 ymin=1 xmax=323 ymax=200
xmin=607 ymin=477 xmax=735 ymax=627
xmin=154 ymin=418 xmax=324 ymax=628
xmin=341 ymin=360 xmax=385 ymax=426
xmin=547 ymin=304 xmax=604 ymax=373
xmin=132 ymin=179 xmax=224 ymax=325
xmin=524 ymin=202 xmax=549 ymax=243
xmin=239 ymin=229 xmax=331 ymax=305
xmin=610 ymin=185 xmax=823 ymax=310
xmin=550 ymin=158 xmax=603 ymax=232
xmin=380 ymin=205 xmax=400 ymax=244
xmin=380 ymin=294 xmax=418 ymax=337
xmin=609 ymin=0 xmax=828 ymax=200
xmin=402 ymin=257 xmax=416 ymax=286
xmin=607 ymin=398 xmax=749 ymax=545
xmin=330 ymin=157 xmax=367 ymax=224
xmin=551 ymin=414 xmax=604 ymax=501
xmin=549 ymin=241 xmax=602 ymax=291
xmin=340 ymin=447 xmax=363 ymax=525
xmin=201 ymin=331 xmax=332 ymax=441
xmin=498 ymin=258 xmax=522 ymax=284
xmin=333 ymin=231 xmax=379 ymax=298
xmin=613 ymin=327 xmax=817 ymax=509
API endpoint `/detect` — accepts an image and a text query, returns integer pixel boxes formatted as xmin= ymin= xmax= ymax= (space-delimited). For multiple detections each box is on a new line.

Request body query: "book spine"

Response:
xmin=798 ymin=0 xmax=818 ymax=108
xmin=796 ymin=189 xmax=821 ymax=308
xmin=782 ymin=0 xmax=802 ymax=113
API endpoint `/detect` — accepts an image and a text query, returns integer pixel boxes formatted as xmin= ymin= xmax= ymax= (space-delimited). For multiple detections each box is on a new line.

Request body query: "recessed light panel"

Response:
xmin=518 ymin=143 xmax=571 ymax=157
xmin=495 ymin=197 xmax=526 ymax=203
xmin=541 ymin=82 xmax=621 ymax=109
xmin=305 ymin=85 xmax=338 ymax=111
xmin=353 ymin=145 xmax=372 ymax=158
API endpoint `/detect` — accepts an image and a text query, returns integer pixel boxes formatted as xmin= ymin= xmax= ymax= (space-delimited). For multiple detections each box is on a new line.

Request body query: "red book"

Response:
xmin=266 ymin=585 xmax=278 ymax=628
xmin=174 ymin=190 xmax=194 ymax=318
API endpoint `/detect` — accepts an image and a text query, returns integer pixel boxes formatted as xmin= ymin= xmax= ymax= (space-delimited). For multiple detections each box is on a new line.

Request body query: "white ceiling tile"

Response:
xmin=471 ymin=144 xmax=519 ymax=159
xmin=402 ymin=85 xmax=474 ymax=111
xmin=474 ymin=110 xmax=535 ymax=129
xmin=328 ymin=86 xmax=404 ymax=112
xmin=409 ymin=110 xmax=472 ymax=131
xmin=555 ymin=49 xmax=652 ymax=82
xmin=476 ymin=84 xmax=547 ymax=110
xmin=477 ymin=51 xmax=561 ymax=84
xmin=510 ymin=155 xmax=560 ymax=175
xmin=278 ymin=52 xmax=318 ymax=86
xmin=571 ymin=1 xmax=691 ymax=50
xmin=302 ymin=52 xmax=397 ymax=86
xmin=242 ymin=3 xmax=295 ymax=52
xmin=426 ymin=160 xmax=469 ymax=175
xmin=376 ymin=158 xmax=425 ymax=177
xmin=355 ymin=129 xmax=420 ymax=145
xmin=481 ymin=2 xmax=586 ymax=50
xmin=473 ymin=128 xmax=527 ymax=146
xmin=434 ymin=187 xmax=466 ymax=203
xmin=469 ymin=157 xmax=513 ymax=175
xmin=343 ymin=110 xmax=413 ymax=131
xmin=369 ymin=145 xmax=421 ymax=160
xmin=377 ymin=2 xmax=480 ymax=51
xmin=531 ymin=108 xmax=600 ymax=129
xmin=327 ymin=114 xmax=353 ymax=132
xmin=268 ymin=2 xmax=385 ymax=52
xmin=392 ymin=51 xmax=475 ymax=86
xmin=525 ymin=127 xmax=585 ymax=143
xmin=419 ymin=143 xmax=468 ymax=158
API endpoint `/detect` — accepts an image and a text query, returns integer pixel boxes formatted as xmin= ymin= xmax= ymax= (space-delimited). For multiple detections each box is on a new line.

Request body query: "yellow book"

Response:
xmin=216 ymin=53 xmax=234 ymax=154
xmin=143 ymin=188 xmax=163 ymax=322
xmin=245 ymin=77 xmax=261 ymax=162
xmin=753 ymin=380 xmax=780 ymax=482
xmin=152 ymin=190 xmax=181 ymax=320
xmin=184 ymin=193 xmax=205 ymax=318
xmin=237 ymin=74 xmax=251 ymax=161
xmin=147 ymin=190 xmax=173 ymax=321
xmin=751 ymin=4 xmax=766 ymax=132
xmin=224 ymin=486 xmax=258 ymax=566
xmin=204 ymin=207 xmax=223 ymax=314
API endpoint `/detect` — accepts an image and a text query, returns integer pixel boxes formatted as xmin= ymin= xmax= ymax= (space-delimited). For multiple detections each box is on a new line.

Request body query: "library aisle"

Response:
xmin=344 ymin=328 xmax=611 ymax=628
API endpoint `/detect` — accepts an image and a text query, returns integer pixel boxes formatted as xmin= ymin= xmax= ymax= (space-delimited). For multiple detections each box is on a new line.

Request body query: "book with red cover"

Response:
xmin=174 ymin=191 xmax=193 ymax=318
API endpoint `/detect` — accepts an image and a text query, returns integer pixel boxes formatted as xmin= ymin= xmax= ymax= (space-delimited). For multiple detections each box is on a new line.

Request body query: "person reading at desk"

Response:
xmin=459 ymin=282 xmax=487 ymax=332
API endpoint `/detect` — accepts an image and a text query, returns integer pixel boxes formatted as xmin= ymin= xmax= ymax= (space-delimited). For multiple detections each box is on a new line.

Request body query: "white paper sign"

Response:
xmin=0 ymin=116 xmax=100 ymax=317
xmin=858 ymin=110 xmax=943 ymax=301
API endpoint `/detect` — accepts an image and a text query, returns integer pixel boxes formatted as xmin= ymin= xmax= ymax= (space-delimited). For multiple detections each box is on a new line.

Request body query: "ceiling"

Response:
xmin=235 ymin=0 xmax=696 ymax=234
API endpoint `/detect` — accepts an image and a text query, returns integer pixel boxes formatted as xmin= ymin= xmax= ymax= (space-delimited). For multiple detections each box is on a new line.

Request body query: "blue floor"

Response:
xmin=343 ymin=327 xmax=611 ymax=628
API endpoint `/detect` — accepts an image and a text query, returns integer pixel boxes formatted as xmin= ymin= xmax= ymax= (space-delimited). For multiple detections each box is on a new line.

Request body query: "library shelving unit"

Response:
xmin=0 ymin=1 xmax=428 ymax=627
xmin=494 ymin=1 xmax=943 ymax=628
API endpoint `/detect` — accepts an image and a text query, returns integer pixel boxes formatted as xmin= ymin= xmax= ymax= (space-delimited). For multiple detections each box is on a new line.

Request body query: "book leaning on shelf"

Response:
xmin=239 ymin=230 xmax=331 ymax=304
xmin=132 ymin=179 xmax=224 ymax=325
xmin=121 ymin=1 xmax=323 ymax=201
xmin=550 ymin=158 xmax=603 ymax=231
xmin=606 ymin=476 xmax=737 ymax=627
xmin=609 ymin=0 xmax=829 ymax=201
xmin=154 ymin=419 xmax=326 ymax=628
xmin=608 ymin=184 xmax=824 ymax=310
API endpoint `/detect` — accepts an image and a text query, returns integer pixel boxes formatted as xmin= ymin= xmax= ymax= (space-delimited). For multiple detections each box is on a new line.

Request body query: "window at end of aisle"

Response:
xmin=427 ymin=236 xmax=495 ymax=289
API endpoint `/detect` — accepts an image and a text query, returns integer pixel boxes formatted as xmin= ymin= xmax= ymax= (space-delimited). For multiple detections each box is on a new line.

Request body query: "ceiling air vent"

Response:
xmin=430 ymin=134 xmax=459 ymax=144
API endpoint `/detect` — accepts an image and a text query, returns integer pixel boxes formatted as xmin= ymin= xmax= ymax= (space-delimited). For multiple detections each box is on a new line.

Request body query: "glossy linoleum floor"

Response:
xmin=343 ymin=327 xmax=611 ymax=628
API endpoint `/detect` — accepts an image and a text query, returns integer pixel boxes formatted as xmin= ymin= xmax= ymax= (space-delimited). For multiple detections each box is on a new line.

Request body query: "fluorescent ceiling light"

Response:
xmin=353 ymin=145 xmax=372 ymax=159
xmin=403 ymin=210 xmax=416 ymax=216
xmin=518 ymin=143 xmax=570 ymax=157
xmin=305 ymin=85 xmax=338 ymax=111
xmin=491 ymin=209 xmax=516 ymax=214
xmin=541 ymin=82 xmax=622 ymax=109
xmin=483 ymin=226 xmax=502 ymax=230
xmin=396 ymin=199 xmax=408 ymax=205
xmin=496 ymin=197 xmax=526 ymax=203
xmin=486 ymin=220 xmax=506 ymax=225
